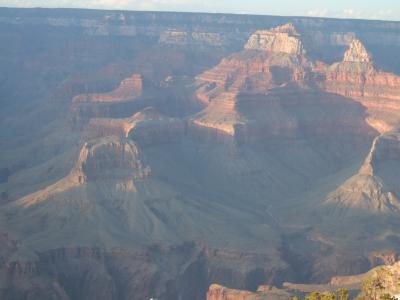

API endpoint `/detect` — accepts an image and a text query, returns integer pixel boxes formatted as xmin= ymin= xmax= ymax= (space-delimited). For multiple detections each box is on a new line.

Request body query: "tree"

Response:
xmin=320 ymin=291 xmax=337 ymax=300
xmin=306 ymin=292 xmax=321 ymax=300
xmin=337 ymin=288 xmax=349 ymax=300
xmin=293 ymin=295 xmax=302 ymax=300
xmin=362 ymin=276 xmax=385 ymax=300
xmin=380 ymin=293 xmax=397 ymax=300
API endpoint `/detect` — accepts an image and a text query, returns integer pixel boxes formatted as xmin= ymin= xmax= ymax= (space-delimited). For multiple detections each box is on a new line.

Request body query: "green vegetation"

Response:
xmin=293 ymin=265 xmax=400 ymax=300
xmin=380 ymin=294 xmax=398 ymax=300
xmin=292 ymin=286 xmax=398 ymax=300
xmin=294 ymin=290 xmax=343 ymax=300
xmin=337 ymin=288 xmax=349 ymax=300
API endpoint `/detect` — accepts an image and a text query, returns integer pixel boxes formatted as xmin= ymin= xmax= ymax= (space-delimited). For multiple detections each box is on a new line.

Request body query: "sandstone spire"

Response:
xmin=343 ymin=39 xmax=372 ymax=63
xmin=244 ymin=23 xmax=305 ymax=55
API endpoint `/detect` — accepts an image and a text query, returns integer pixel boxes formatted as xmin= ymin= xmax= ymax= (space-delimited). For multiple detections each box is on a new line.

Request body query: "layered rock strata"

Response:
xmin=324 ymin=131 xmax=400 ymax=214
xmin=87 ymin=107 xmax=186 ymax=146
xmin=206 ymin=284 xmax=291 ymax=300
xmin=72 ymin=74 xmax=142 ymax=103
xmin=10 ymin=136 xmax=150 ymax=209
xmin=318 ymin=39 xmax=400 ymax=133
xmin=244 ymin=23 xmax=305 ymax=55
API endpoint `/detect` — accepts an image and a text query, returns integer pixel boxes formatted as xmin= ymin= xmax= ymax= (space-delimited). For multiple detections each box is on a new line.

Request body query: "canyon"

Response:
xmin=1 ymin=7 xmax=400 ymax=300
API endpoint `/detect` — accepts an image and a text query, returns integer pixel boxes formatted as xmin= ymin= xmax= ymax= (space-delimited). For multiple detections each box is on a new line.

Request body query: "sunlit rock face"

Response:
xmin=324 ymin=131 xmax=400 ymax=214
xmin=321 ymin=39 xmax=400 ymax=110
xmin=244 ymin=23 xmax=305 ymax=55
xmin=343 ymin=39 xmax=372 ymax=63
xmin=73 ymin=74 xmax=143 ymax=103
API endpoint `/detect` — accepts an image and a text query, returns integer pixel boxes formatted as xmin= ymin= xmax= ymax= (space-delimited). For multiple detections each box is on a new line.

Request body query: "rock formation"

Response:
xmin=207 ymin=284 xmax=256 ymax=300
xmin=192 ymin=24 xmax=379 ymax=144
xmin=208 ymin=261 xmax=400 ymax=300
xmin=192 ymin=23 xmax=310 ymax=141
xmin=8 ymin=136 xmax=150 ymax=209
xmin=206 ymin=284 xmax=291 ymax=300
xmin=318 ymin=39 xmax=400 ymax=133
xmin=69 ymin=74 xmax=145 ymax=127
xmin=324 ymin=131 xmax=400 ymax=214
xmin=244 ymin=23 xmax=305 ymax=55
xmin=343 ymin=39 xmax=372 ymax=63
xmin=160 ymin=30 xmax=226 ymax=46
xmin=72 ymin=73 xmax=142 ymax=103
xmin=87 ymin=107 xmax=186 ymax=145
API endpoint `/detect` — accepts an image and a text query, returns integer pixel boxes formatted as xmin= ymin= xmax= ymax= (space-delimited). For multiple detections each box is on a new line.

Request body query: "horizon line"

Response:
xmin=0 ymin=6 xmax=399 ymax=23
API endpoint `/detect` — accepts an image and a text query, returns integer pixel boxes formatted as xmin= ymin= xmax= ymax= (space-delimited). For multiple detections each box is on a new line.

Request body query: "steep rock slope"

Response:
xmin=244 ymin=23 xmax=305 ymax=55
xmin=87 ymin=107 xmax=186 ymax=145
xmin=318 ymin=39 xmax=400 ymax=133
xmin=72 ymin=73 xmax=143 ymax=103
xmin=324 ymin=131 xmax=400 ymax=214
xmin=192 ymin=24 xmax=375 ymax=145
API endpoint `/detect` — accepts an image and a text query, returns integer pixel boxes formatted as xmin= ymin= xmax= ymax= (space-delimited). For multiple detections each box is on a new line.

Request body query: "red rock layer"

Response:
xmin=317 ymin=39 xmax=400 ymax=132
xmin=323 ymin=63 xmax=400 ymax=101
xmin=195 ymin=26 xmax=400 ymax=144
xmin=192 ymin=24 xmax=316 ymax=142
xmin=207 ymin=284 xmax=256 ymax=300
xmin=72 ymin=73 xmax=142 ymax=103
xmin=244 ymin=23 xmax=305 ymax=55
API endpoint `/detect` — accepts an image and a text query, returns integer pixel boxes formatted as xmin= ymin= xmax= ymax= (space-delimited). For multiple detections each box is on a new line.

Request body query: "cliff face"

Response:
xmin=192 ymin=24 xmax=377 ymax=144
xmin=320 ymin=39 xmax=400 ymax=133
xmin=73 ymin=74 xmax=142 ymax=103
xmin=206 ymin=284 xmax=292 ymax=300
xmin=69 ymin=74 xmax=144 ymax=127
xmin=343 ymin=39 xmax=372 ymax=63
xmin=192 ymin=23 xmax=308 ymax=141
xmin=324 ymin=131 xmax=400 ymax=214
xmin=207 ymin=284 xmax=257 ymax=300
xmin=87 ymin=107 xmax=186 ymax=146
xmin=245 ymin=23 xmax=305 ymax=55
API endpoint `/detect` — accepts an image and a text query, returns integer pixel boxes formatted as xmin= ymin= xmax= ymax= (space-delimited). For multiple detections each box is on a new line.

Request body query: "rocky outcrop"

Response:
xmin=343 ymin=39 xmax=372 ymax=63
xmin=196 ymin=23 xmax=310 ymax=97
xmin=72 ymin=74 xmax=142 ymax=103
xmin=192 ymin=24 xmax=319 ymax=143
xmin=70 ymin=74 xmax=145 ymax=127
xmin=207 ymin=284 xmax=256 ymax=300
xmin=244 ymin=23 xmax=305 ymax=56
xmin=319 ymin=39 xmax=400 ymax=132
xmin=87 ymin=107 xmax=186 ymax=146
xmin=331 ymin=261 xmax=400 ymax=299
xmin=73 ymin=136 xmax=150 ymax=182
xmin=324 ymin=132 xmax=400 ymax=214
xmin=10 ymin=136 xmax=150 ymax=209
xmin=214 ymin=261 xmax=400 ymax=300
xmin=206 ymin=284 xmax=291 ymax=300
xmin=159 ymin=30 xmax=226 ymax=46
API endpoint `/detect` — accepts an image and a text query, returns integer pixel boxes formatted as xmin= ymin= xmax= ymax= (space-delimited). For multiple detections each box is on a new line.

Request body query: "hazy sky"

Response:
xmin=1 ymin=0 xmax=399 ymax=21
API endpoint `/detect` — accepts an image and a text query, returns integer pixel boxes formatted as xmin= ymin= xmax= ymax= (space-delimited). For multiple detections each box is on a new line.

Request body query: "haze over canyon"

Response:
xmin=1 ymin=7 xmax=400 ymax=300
